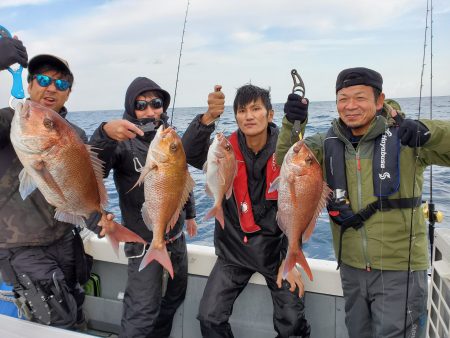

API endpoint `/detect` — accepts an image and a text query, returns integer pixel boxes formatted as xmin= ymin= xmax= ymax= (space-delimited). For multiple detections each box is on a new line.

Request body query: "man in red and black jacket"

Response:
xmin=182 ymin=84 xmax=310 ymax=338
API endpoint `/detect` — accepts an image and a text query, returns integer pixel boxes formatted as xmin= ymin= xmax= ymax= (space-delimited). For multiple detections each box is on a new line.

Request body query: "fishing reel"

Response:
xmin=422 ymin=201 xmax=444 ymax=223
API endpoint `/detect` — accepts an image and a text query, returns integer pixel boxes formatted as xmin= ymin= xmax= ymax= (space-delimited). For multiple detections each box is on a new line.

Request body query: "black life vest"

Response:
xmin=324 ymin=126 xmax=421 ymax=268
xmin=228 ymin=132 xmax=280 ymax=234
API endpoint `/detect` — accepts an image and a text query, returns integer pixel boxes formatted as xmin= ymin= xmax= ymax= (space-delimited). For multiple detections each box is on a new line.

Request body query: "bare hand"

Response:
xmin=276 ymin=259 xmax=305 ymax=297
xmin=201 ymin=85 xmax=225 ymax=125
xmin=186 ymin=218 xmax=198 ymax=238
xmin=98 ymin=213 xmax=116 ymax=237
xmin=103 ymin=119 xmax=144 ymax=141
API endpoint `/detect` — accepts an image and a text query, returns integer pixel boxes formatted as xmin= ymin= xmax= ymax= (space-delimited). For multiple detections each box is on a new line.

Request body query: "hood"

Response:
xmin=124 ymin=77 xmax=171 ymax=118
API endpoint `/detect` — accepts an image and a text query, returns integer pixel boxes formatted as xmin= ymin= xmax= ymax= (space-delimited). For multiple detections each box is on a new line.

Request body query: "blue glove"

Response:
xmin=398 ymin=119 xmax=431 ymax=147
xmin=0 ymin=37 xmax=28 ymax=70
xmin=284 ymin=93 xmax=309 ymax=123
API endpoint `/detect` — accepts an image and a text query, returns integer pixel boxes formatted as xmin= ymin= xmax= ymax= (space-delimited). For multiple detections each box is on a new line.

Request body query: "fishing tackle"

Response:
xmin=290 ymin=69 xmax=306 ymax=141
xmin=0 ymin=25 xmax=25 ymax=109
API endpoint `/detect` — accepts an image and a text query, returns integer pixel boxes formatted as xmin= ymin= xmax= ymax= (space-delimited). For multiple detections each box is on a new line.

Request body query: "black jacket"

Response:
xmin=89 ymin=78 xmax=195 ymax=243
xmin=0 ymin=105 xmax=88 ymax=248
xmin=182 ymin=115 xmax=286 ymax=275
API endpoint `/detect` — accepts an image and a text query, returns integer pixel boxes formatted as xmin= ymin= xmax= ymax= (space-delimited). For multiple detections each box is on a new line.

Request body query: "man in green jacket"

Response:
xmin=275 ymin=67 xmax=450 ymax=338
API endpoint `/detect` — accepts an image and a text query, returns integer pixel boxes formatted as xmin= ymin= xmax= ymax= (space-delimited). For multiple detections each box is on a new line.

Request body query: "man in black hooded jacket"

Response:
xmin=182 ymin=84 xmax=310 ymax=338
xmin=89 ymin=76 xmax=197 ymax=338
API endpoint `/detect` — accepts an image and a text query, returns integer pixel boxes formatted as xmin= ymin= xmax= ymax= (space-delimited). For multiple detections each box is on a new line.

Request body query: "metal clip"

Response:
xmin=291 ymin=69 xmax=306 ymax=98
xmin=133 ymin=157 xmax=144 ymax=172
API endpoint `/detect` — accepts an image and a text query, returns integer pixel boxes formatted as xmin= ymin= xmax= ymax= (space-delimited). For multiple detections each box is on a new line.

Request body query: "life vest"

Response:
xmin=228 ymin=132 xmax=280 ymax=234
xmin=323 ymin=126 xmax=421 ymax=268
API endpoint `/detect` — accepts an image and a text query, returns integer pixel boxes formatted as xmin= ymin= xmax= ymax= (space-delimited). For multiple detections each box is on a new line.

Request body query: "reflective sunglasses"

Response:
xmin=135 ymin=98 xmax=164 ymax=111
xmin=33 ymin=74 xmax=71 ymax=91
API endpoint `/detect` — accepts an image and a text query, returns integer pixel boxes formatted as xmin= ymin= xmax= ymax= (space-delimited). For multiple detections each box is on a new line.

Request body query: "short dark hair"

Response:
xmin=27 ymin=64 xmax=74 ymax=88
xmin=373 ymin=87 xmax=381 ymax=102
xmin=233 ymin=84 xmax=272 ymax=114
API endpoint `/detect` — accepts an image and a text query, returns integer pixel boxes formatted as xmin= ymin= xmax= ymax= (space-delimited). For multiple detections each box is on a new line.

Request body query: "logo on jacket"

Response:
xmin=379 ymin=172 xmax=391 ymax=180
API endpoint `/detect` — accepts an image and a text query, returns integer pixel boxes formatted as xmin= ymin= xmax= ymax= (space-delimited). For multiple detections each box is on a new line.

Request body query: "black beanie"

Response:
xmin=124 ymin=77 xmax=171 ymax=117
xmin=336 ymin=67 xmax=383 ymax=93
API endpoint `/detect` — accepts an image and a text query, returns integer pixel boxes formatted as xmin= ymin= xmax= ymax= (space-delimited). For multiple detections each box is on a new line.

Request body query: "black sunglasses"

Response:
xmin=135 ymin=98 xmax=164 ymax=111
xmin=33 ymin=74 xmax=71 ymax=91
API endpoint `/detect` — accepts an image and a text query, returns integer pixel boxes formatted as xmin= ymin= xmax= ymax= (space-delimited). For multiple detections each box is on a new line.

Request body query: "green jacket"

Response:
xmin=275 ymin=104 xmax=450 ymax=271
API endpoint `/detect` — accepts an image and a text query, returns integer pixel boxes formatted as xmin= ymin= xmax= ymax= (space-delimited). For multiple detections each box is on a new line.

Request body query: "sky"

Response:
xmin=0 ymin=0 xmax=449 ymax=112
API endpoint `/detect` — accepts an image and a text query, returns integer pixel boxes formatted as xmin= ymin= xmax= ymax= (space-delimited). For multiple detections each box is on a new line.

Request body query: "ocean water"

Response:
xmin=68 ymin=96 xmax=450 ymax=261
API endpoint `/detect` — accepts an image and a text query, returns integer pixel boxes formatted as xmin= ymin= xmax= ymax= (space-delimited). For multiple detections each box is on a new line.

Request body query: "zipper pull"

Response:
xmin=356 ymin=152 xmax=361 ymax=171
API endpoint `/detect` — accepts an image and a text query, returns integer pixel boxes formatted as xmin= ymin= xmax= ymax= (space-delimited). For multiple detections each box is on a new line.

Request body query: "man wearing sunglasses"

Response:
xmin=0 ymin=52 xmax=109 ymax=330
xmin=89 ymin=76 xmax=197 ymax=338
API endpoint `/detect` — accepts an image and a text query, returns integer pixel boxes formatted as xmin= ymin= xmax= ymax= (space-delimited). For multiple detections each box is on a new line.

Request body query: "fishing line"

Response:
xmin=403 ymin=0 xmax=432 ymax=335
xmin=169 ymin=0 xmax=190 ymax=127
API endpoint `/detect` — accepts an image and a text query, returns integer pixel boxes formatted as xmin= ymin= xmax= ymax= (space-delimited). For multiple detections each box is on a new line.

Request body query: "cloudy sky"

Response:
xmin=0 ymin=0 xmax=449 ymax=112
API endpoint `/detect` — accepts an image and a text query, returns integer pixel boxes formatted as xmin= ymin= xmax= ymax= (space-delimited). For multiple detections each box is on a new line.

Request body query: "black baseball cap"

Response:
xmin=336 ymin=67 xmax=382 ymax=93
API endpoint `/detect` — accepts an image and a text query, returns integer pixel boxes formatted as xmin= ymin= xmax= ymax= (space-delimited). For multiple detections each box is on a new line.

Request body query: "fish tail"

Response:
xmin=104 ymin=220 xmax=147 ymax=256
xmin=283 ymin=248 xmax=313 ymax=281
xmin=139 ymin=244 xmax=174 ymax=279
xmin=203 ymin=204 xmax=225 ymax=229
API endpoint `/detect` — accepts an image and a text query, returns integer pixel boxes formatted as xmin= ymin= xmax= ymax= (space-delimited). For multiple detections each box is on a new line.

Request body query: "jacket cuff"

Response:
xmin=85 ymin=211 xmax=105 ymax=238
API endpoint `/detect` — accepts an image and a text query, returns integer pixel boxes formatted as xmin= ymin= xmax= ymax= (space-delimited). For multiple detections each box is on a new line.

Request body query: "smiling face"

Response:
xmin=28 ymin=70 xmax=71 ymax=113
xmin=336 ymin=85 xmax=385 ymax=136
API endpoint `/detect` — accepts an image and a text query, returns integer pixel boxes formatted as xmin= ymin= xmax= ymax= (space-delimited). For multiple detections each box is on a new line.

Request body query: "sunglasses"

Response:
xmin=33 ymin=74 xmax=71 ymax=91
xmin=135 ymin=98 xmax=164 ymax=111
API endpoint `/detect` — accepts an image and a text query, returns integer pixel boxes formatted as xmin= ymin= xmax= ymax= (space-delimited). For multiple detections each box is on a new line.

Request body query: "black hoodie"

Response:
xmin=89 ymin=77 xmax=195 ymax=242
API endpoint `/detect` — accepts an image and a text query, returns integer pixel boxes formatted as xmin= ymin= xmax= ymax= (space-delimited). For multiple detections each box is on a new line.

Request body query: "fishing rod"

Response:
xmin=402 ymin=0 xmax=442 ymax=335
xmin=169 ymin=0 xmax=190 ymax=127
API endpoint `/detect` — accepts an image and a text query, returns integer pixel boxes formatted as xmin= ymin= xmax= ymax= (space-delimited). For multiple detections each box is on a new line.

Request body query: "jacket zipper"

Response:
xmin=356 ymin=149 xmax=371 ymax=271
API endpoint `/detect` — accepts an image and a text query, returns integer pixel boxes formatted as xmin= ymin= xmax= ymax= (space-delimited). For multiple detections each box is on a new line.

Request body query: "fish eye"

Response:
xmin=170 ymin=143 xmax=178 ymax=152
xmin=225 ymin=143 xmax=231 ymax=151
xmin=305 ymin=156 xmax=313 ymax=166
xmin=43 ymin=118 xmax=54 ymax=129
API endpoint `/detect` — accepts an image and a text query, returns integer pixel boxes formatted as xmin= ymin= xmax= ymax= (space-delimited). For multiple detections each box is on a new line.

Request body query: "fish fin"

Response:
xmin=205 ymin=183 xmax=213 ymax=197
xmin=168 ymin=172 xmax=195 ymax=230
xmin=225 ymin=184 xmax=233 ymax=200
xmin=105 ymin=220 xmax=147 ymax=246
xmin=128 ymin=165 xmax=153 ymax=193
xmin=54 ymin=210 xmax=85 ymax=227
xmin=139 ymin=243 xmax=174 ymax=278
xmin=288 ymin=180 xmax=298 ymax=206
xmin=268 ymin=176 xmax=280 ymax=193
xmin=203 ymin=204 xmax=225 ymax=229
xmin=141 ymin=202 xmax=154 ymax=231
xmin=86 ymin=145 xmax=108 ymax=209
xmin=18 ymin=169 xmax=37 ymax=199
xmin=31 ymin=160 xmax=67 ymax=203
xmin=276 ymin=212 xmax=288 ymax=234
xmin=302 ymin=181 xmax=332 ymax=242
xmin=105 ymin=233 xmax=120 ymax=258
xmin=151 ymin=148 xmax=169 ymax=164
xmin=283 ymin=248 xmax=313 ymax=281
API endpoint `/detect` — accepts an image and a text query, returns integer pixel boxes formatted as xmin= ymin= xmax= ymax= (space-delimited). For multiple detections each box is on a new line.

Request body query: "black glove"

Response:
xmin=0 ymin=37 xmax=28 ymax=70
xmin=284 ymin=93 xmax=309 ymax=123
xmin=398 ymin=119 xmax=431 ymax=147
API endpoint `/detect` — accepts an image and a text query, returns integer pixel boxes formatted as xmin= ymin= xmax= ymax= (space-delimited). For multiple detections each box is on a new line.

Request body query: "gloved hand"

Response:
xmin=284 ymin=93 xmax=309 ymax=123
xmin=0 ymin=36 xmax=28 ymax=70
xmin=398 ymin=119 xmax=431 ymax=147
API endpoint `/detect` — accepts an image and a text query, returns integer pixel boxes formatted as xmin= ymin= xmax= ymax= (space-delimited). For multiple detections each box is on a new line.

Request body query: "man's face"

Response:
xmin=235 ymin=98 xmax=273 ymax=137
xmin=134 ymin=91 xmax=163 ymax=120
xmin=27 ymin=70 xmax=71 ymax=113
xmin=336 ymin=85 xmax=385 ymax=136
